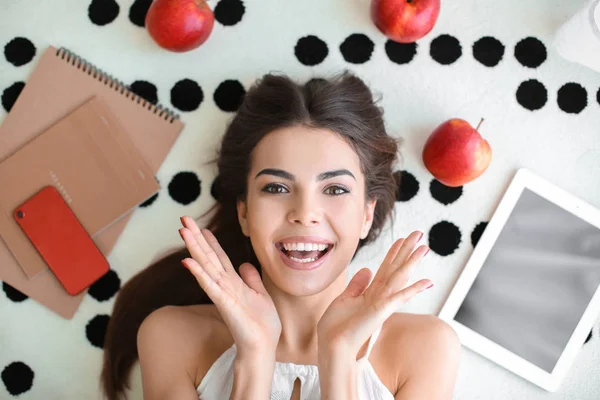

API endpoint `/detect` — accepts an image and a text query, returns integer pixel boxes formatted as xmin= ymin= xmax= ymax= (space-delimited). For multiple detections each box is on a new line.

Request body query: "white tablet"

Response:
xmin=438 ymin=167 xmax=600 ymax=392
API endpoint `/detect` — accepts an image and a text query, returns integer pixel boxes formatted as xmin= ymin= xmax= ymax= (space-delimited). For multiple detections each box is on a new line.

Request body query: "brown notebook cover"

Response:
xmin=0 ymin=45 xmax=184 ymax=318
xmin=0 ymin=96 xmax=159 ymax=279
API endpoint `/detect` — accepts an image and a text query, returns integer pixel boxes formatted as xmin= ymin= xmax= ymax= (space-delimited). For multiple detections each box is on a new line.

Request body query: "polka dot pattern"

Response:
xmin=472 ymin=36 xmax=504 ymax=67
xmin=394 ymin=170 xmax=419 ymax=202
xmin=88 ymin=0 xmax=120 ymax=26
xmin=430 ymin=180 xmax=463 ymax=205
xmin=430 ymin=34 xmax=462 ymax=65
xmin=514 ymin=37 xmax=546 ymax=68
xmin=339 ymin=33 xmax=374 ymax=64
xmin=295 ymin=35 xmax=328 ymax=66
xmin=129 ymin=80 xmax=158 ymax=105
xmin=428 ymin=221 xmax=461 ymax=256
xmin=385 ymin=40 xmax=417 ymax=65
xmin=211 ymin=175 xmax=222 ymax=201
xmin=168 ymin=172 xmax=202 ymax=205
xmin=214 ymin=79 xmax=246 ymax=112
xmin=516 ymin=79 xmax=547 ymax=111
xmin=557 ymin=83 xmax=587 ymax=114
xmin=1 ymin=81 xmax=25 ymax=112
xmin=128 ymin=0 xmax=151 ymax=27
xmin=1 ymin=361 xmax=34 ymax=396
xmin=471 ymin=222 xmax=488 ymax=247
xmin=87 ymin=270 xmax=121 ymax=302
xmin=139 ymin=192 xmax=159 ymax=207
xmin=4 ymin=37 xmax=36 ymax=67
xmin=171 ymin=79 xmax=203 ymax=112
xmin=585 ymin=330 xmax=593 ymax=344
xmin=86 ymin=314 xmax=110 ymax=348
xmin=2 ymin=282 xmax=28 ymax=302
xmin=214 ymin=0 xmax=245 ymax=26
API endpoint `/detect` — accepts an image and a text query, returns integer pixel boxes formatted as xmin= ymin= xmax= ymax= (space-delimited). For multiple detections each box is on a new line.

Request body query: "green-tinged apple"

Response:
xmin=371 ymin=0 xmax=441 ymax=43
xmin=145 ymin=0 xmax=214 ymax=52
xmin=422 ymin=118 xmax=492 ymax=187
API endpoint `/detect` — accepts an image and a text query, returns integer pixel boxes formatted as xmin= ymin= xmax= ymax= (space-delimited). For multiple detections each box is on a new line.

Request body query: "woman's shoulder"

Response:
xmin=376 ymin=312 xmax=459 ymax=393
xmin=140 ymin=304 xmax=234 ymax=388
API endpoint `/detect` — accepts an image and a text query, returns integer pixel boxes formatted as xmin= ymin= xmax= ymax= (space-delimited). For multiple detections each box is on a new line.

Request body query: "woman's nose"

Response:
xmin=287 ymin=196 xmax=323 ymax=226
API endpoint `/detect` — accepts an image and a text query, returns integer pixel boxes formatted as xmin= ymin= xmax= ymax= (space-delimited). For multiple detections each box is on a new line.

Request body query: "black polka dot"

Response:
xmin=4 ymin=37 xmax=36 ymax=67
xmin=128 ymin=0 xmax=151 ymax=27
xmin=88 ymin=0 xmax=120 ymax=26
xmin=2 ymin=282 xmax=28 ymax=302
xmin=430 ymin=179 xmax=463 ymax=205
xmin=516 ymin=79 xmax=547 ymax=111
xmin=214 ymin=80 xmax=245 ymax=112
xmin=394 ymin=170 xmax=419 ymax=202
xmin=170 ymin=79 xmax=203 ymax=112
xmin=471 ymin=221 xmax=488 ymax=247
xmin=429 ymin=221 xmax=461 ymax=256
xmin=340 ymin=33 xmax=374 ymax=64
xmin=597 ymin=87 xmax=600 ymax=106
xmin=295 ymin=35 xmax=328 ymax=66
xmin=2 ymin=81 xmax=25 ymax=112
xmin=129 ymin=80 xmax=158 ymax=105
xmin=214 ymin=0 xmax=245 ymax=26
xmin=430 ymin=34 xmax=462 ymax=65
xmin=211 ymin=175 xmax=222 ymax=201
xmin=86 ymin=314 xmax=110 ymax=349
xmin=139 ymin=192 xmax=159 ymax=207
xmin=385 ymin=40 xmax=417 ymax=65
xmin=88 ymin=270 xmax=120 ymax=302
xmin=514 ymin=37 xmax=546 ymax=68
xmin=585 ymin=329 xmax=592 ymax=344
xmin=1 ymin=361 xmax=34 ymax=396
xmin=472 ymin=36 xmax=504 ymax=67
xmin=169 ymin=172 xmax=201 ymax=205
xmin=557 ymin=83 xmax=587 ymax=114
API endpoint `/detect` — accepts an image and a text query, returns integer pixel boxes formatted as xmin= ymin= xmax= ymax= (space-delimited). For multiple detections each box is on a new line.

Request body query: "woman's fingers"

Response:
xmin=182 ymin=257 xmax=224 ymax=304
xmin=200 ymin=228 xmax=237 ymax=275
xmin=390 ymin=231 xmax=424 ymax=269
xmin=180 ymin=216 xmax=225 ymax=274
xmin=179 ymin=228 xmax=222 ymax=281
xmin=385 ymin=244 xmax=430 ymax=293
xmin=389 ymin=278 xmax=433 ymax=305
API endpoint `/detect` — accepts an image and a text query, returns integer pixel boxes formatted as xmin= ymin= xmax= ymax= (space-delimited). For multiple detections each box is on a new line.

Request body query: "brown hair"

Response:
xmin=100 ymin=71 xmax=402 ymax=399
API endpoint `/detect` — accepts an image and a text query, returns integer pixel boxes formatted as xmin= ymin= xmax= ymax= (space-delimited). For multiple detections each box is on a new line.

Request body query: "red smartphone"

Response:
xmin=13 ymin=185 xmax=109 ymax=295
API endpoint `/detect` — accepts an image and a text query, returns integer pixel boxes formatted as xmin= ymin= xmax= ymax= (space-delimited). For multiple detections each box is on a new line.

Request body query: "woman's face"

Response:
xmin=237 ymin=125 xmax=376 ymax=295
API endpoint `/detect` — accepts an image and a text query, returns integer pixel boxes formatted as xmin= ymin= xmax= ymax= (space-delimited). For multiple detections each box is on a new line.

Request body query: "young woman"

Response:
xmin=100 ymin=72 xmax=461 ymax=400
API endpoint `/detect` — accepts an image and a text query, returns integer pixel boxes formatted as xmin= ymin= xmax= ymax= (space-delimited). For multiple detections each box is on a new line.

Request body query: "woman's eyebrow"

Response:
xmin=254 ymin=168 xmax=356 ymax=181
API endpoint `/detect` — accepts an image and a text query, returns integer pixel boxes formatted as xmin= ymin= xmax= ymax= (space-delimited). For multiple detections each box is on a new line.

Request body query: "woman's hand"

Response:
xmin=317 ymin=230 xmax=433 ymax=357
xmin=178 ymin=216 xmax=282 ymax=358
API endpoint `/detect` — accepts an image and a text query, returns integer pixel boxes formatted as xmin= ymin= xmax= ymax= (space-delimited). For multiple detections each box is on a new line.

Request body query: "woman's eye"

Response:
xmin=262 ymin=184 xmax=349 ymax=195
xmin=324 ymin=186 xmax=350 ymax=196
xmin=262 ymin=184 xmax=288 ymax=194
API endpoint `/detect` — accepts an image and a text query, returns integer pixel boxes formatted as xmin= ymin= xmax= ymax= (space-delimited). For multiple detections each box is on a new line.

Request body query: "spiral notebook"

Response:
xmin=0 ymin=45 xmax=184 ymax=318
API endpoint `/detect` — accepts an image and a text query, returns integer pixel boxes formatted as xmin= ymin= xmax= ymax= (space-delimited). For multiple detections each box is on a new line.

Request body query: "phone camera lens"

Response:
xmin=16 ymin=211 xmax=24 ymax=219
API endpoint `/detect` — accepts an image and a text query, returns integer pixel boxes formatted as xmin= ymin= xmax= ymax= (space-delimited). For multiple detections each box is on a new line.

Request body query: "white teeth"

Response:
xmin=289 ymin=256 xmax=317 ymax=263
xmin=281 ymin=242 xmax=330 ymax=251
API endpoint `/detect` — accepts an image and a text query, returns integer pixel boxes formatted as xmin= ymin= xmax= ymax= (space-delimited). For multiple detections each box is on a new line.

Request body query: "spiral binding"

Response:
xmin=56 ymin=47 xmax=180 ymax=124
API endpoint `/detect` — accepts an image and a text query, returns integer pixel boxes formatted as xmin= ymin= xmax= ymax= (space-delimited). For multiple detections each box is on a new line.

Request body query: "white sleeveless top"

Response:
xmin=196 ymin=323 xmax=394 ymax=400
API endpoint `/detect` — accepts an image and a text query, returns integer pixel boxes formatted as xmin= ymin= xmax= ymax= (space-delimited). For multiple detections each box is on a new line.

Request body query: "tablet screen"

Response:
xmin=454 ymin=188 xmax=600 ymax=373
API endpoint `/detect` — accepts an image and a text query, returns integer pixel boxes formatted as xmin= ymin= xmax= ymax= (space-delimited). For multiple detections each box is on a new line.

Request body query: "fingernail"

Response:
xmin=418 ymin=231 xmax=423 ymax=242
xmin=426 ymin=282 xmax=434 ymax=289
xmin=180 ymin=216 xmax=185 ymax=225
xmin=178 ymin=228 xmax=184 ymax=239
xmin=424 ymin=247 xmax=430 ymax=256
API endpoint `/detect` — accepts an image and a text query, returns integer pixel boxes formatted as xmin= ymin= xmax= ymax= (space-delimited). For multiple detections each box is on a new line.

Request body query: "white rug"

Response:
xmin=1 ymin=0 xmax=600 ymax=399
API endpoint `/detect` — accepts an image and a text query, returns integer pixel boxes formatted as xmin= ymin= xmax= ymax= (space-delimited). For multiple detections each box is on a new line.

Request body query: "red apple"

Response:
xmin=422 ymin=119 xmax=492 ymax=187
xmin=145 ymin=0 xmax=215 ymax=52
xmin=371 ymin=0 xmax=440 ymax=43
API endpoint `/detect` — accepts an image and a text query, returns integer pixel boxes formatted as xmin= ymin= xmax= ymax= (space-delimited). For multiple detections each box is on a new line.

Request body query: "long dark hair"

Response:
xmin=100 ymin=71 xmax=402 ymax=399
